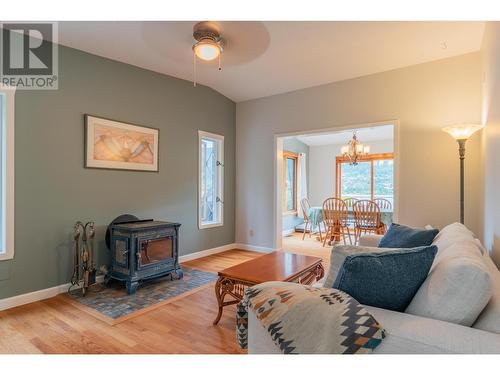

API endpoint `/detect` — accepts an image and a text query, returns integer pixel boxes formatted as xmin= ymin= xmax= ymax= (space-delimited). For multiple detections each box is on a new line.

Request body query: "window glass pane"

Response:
xmin=374 ymin=159 xmax=394 ymax=207
xmin=285 ymin=157 xmax=295 ymax=211
xmin=200 ymin=138 xmax=216 ymax=224
xmin=340 ymin=161 xmax=371 ymax=200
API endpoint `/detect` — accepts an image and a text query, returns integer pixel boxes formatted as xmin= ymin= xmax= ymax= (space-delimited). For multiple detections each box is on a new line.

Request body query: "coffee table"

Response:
xmin=213 ymin=251 xmax=324 ymax=325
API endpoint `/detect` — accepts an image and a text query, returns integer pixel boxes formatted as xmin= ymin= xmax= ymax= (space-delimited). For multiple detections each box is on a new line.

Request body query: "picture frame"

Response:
xmin=84 ymin=114 xmax=159 ymax=172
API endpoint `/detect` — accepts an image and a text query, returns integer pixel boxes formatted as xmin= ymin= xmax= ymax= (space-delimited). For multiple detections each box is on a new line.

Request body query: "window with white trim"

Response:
xmin=198 ymin=131 xmax=224 ymax=229
xmin=0 ymin=87 xmax=15 ymax=261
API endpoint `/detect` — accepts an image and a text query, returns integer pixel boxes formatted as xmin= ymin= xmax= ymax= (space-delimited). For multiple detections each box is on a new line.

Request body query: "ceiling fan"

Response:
xmin=192 ymin=21 xmax=224 ymax=86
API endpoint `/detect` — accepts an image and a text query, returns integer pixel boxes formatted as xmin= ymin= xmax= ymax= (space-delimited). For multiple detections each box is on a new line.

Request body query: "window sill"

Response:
xmin=283 ymin=211 xmax=298 ymax=217
xmin=199 ymin=222 xmax=224 ymax=230
xmin=0 ymin=251 xmax=14 ymax=261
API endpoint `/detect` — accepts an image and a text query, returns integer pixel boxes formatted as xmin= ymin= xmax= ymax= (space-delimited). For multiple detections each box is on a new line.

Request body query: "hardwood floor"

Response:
xmin=0 ymin=244 xmax=328 ymax=354
xmin=0 ymin=249 xmax=262 ymax=354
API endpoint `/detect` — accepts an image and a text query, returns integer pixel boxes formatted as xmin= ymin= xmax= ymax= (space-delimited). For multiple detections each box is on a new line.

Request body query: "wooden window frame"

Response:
xmin=283 ymin=151 xmax=298 ymax=215
xmin=335 ymin=153 xmax=394 ymax=200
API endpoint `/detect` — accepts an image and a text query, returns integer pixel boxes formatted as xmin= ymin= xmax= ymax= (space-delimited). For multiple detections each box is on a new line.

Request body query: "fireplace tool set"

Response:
xmin=69 ymin=221 xmax=97 ymax=296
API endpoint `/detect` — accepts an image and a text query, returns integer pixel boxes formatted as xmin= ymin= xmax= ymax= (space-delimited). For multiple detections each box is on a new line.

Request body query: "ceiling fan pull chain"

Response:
xmin=193 ymin=52 xmax=197 ymax=87
xmin=218 ymin=53 xmax=222 ymax=71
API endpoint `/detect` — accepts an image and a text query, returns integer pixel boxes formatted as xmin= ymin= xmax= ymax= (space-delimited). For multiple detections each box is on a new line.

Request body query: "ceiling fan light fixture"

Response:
xmin=192 ymin=22 xmax=224 ymax=87
xmin=193 ymin=38 xmax=222 ymax=61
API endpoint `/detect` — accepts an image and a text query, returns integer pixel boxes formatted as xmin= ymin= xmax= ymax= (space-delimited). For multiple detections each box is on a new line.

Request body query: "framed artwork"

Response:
xmin=84 ymin=115 xmax=159 ymax=172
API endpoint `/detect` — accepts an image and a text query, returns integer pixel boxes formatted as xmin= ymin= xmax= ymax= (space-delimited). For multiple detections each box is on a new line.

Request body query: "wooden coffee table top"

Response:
xmin=218 ymin=251 xmax=323 ymax=284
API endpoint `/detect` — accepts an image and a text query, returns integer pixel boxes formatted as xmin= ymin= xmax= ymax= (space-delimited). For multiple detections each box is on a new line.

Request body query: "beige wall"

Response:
xmin=236 ymin=53 xmax=482 ymax=249
xmin=481 ymin=22 xmax=500 ymax=266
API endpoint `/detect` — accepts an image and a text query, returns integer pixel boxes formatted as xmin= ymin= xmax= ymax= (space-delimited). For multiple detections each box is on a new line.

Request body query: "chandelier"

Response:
xmin=340 ymin=132 xmax=370 ymax=165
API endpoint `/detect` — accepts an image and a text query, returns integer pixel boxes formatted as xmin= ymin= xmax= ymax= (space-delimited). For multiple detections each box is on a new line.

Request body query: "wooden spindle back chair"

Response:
xmin=300 ymin=198 xmax=316 ymax=240
xmin=322 ymin=198 xmax=352 ymax=246
xmin=373 ymin=198 xmax=392 ymax=233
xmin=343 ymin=197 xmax=358 ymax=209
xmin=342 ymin=197 xmax=358 ymax=227
xmin=373 ymin=198 xmax=392 ymax=211
xmin=352 ymin=200 xmax=384 ymax=244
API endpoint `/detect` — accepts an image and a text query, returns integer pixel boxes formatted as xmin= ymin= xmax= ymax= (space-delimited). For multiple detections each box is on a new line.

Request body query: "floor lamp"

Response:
xmin=442 ymin=124 xmax=483 ymax=224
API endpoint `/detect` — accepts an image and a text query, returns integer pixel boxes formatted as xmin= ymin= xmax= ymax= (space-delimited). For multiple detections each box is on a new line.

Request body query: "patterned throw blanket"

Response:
xmin=237 ymin=281 xmax=386 ymax=354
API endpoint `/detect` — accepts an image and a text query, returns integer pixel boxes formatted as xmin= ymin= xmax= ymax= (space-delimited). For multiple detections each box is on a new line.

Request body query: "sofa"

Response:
xmin=248 ymin=223 xmax=500 ymax=354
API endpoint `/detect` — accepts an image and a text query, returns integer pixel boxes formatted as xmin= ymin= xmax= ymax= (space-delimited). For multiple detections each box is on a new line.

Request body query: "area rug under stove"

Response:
xmin=65 ymin=267 xmax=217 ymax=324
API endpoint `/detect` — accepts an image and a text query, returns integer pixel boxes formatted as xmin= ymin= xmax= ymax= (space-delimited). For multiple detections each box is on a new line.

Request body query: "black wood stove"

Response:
xmin=105 ymin=215 xmax=182 ymax=294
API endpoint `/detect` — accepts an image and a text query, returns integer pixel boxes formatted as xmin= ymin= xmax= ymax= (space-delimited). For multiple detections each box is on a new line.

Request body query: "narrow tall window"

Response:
xmin=198 ymin=131 xmax=224 ymax=229
xmin=283 ymin=151 xmax=298 ymax=213
xmin=0 ymin=87 xmax=15 ymax=261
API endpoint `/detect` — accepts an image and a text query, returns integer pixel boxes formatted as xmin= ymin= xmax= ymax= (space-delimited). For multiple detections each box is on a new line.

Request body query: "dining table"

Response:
xmin=308 ymin=206 xmax=393 ymax=243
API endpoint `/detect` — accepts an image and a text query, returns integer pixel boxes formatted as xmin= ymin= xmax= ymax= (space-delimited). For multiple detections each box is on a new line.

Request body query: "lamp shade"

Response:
xmin=442 ymin=124 xmax=483 ymax=140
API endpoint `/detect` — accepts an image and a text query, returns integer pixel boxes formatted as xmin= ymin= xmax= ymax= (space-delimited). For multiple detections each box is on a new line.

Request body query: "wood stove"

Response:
xmin=106 ymin=215 xmax=182 ymax=294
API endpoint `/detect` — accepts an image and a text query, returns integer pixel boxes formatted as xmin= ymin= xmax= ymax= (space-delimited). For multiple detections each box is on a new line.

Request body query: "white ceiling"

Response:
xmin=295 ymin=124 xmax=394 ymax=146
xmin=58 ymin=21 xmax=485 ymax=102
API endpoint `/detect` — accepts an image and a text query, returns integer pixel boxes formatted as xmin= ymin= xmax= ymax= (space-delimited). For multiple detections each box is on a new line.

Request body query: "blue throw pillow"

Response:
xmin=378 ymin=223 xmax=439 ymax=248
xmin=332 ymin=246 xmax=437 ymax=312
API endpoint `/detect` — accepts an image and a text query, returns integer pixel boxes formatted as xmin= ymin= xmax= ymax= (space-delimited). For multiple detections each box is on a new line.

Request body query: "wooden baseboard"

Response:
xmin=0 ymin=242 xmax=272 ymax=311
xmin=179 ymin=243 xmax=237 ymax=262
xmin=234 ymin=243 xmax=276 ymax=253
xmin=0 ymin=275 xmax=104 ymax=311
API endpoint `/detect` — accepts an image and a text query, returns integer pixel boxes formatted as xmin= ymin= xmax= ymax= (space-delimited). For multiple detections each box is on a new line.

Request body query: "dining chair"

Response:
xmin=322 ymin=198 xmax=352 ymax=247
xmin=373 ymin=198 xmax=392 ymax=233
xmin=352 ymin=200 xmax=384 ymax=244
xmin=300 ymin=198 xmax=320 ymax=241
xmin=373 ymin=198 xmax=392 ymax=211
xmin=343 ymin=197 xmax=358 ymax=209
xmin=342 ymin=197 xmax=358 ymax=227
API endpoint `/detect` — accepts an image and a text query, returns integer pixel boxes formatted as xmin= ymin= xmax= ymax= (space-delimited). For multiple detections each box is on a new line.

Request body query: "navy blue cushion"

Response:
xmin=332 ymin=246 xmax=437 ymax=312
xmin=378 ymin=223 xmax=439 ymax=248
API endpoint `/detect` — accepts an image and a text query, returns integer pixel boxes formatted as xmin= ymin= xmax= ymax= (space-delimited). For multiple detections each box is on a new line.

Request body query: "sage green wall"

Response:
xmin=0 ymin=45 xmax=236 ymax=299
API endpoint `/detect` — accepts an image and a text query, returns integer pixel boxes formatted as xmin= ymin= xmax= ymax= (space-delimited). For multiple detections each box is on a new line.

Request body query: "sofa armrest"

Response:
xmin=358 ymin=234 xmax=383 ymax=247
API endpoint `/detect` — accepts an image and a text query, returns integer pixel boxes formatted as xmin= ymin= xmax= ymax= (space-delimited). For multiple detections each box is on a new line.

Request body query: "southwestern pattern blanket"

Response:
xmin=237 ymin=282 xmax=386 ymax=354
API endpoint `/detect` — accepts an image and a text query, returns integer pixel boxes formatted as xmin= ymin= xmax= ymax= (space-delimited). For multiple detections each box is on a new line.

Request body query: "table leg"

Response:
xmin=327 ymin=223 xmax=341 ymax=245
xmin=213 ymin=277 xmax=247 ymax=325
xmin=213 ymin=276 xmax=225 ymax=325
xmin=333 ymin=223 xmax=341 ymax=242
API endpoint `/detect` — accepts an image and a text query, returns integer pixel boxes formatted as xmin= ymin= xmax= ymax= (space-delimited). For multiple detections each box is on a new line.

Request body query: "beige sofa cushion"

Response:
xmin=432 ymin=222 xmax=480 ymax=256
xmin=406 ymin=240 xmax=492 ymax=326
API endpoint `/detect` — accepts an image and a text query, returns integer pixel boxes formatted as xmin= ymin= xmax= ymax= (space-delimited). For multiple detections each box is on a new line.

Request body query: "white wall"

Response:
xmin=481 ymin=22 xmax=500 ymax=266
xmin=308 ymin=139 xmax=394 ymax=206
xmin=236 ymin=53 xmax=482 ymax=249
